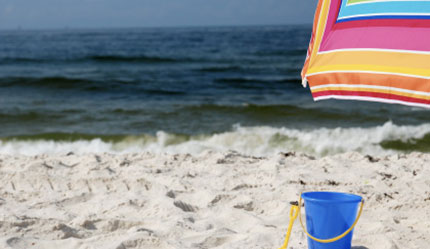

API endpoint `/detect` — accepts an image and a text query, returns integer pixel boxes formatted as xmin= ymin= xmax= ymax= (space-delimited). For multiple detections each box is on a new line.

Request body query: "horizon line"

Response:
xmin=0 ymin=23 xmax=313 ymax=32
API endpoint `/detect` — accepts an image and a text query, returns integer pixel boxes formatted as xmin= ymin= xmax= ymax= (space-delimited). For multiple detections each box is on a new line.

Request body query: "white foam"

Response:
xmin=1 ymin=121 xmax=429 ymax=156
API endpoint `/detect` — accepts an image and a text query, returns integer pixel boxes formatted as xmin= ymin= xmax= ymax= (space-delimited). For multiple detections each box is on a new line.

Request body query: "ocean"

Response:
xmin=1 ymin=25 xmax=429 ymax=156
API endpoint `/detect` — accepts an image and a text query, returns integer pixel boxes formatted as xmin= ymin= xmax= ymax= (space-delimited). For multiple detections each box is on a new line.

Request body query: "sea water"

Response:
xmin=0 ymin=25 xmax=429 ymax=156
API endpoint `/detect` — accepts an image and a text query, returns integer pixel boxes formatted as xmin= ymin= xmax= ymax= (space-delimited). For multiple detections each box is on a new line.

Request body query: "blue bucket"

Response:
xmin=301 ymin=192 xmax=363 ymax=249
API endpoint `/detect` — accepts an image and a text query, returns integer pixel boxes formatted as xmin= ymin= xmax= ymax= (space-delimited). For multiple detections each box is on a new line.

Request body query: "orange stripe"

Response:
xmin=307 ymin=72 xmax=430 ymax=92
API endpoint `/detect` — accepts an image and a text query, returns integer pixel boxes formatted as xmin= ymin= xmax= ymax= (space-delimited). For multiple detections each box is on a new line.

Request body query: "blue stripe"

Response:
xmin=338 ymin=0 xmax=430 ymax=21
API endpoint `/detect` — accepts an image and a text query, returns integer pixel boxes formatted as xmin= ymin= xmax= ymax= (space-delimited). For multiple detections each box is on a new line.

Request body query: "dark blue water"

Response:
xmin=0 ymin=25 xmax=429 ymax=155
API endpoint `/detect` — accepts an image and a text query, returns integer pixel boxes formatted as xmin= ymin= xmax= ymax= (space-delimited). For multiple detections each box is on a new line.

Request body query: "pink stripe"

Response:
xmin=320 ymin=25 xmax=430 ymax=52
xmin=321 ymin=0 xmax=342 ymax=45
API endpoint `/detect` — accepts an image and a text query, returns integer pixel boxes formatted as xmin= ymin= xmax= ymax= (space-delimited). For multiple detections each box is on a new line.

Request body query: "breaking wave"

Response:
xmin=0 ymin=121 xmax=429 ymax=156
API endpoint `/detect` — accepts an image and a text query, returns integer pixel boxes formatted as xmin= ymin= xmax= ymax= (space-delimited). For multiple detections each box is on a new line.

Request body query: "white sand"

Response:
xmin=0 ymin=151 xmax=428 ymax=249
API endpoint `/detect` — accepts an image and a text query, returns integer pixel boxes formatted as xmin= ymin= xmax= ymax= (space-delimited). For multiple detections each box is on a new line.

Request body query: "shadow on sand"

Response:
xmin=352 ymin=247 xmax=369 ymax=249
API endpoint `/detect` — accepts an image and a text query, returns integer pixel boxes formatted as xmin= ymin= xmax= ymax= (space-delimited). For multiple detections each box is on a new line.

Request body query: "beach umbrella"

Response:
xmin=302 ymin=0 xmax=430 ymax=108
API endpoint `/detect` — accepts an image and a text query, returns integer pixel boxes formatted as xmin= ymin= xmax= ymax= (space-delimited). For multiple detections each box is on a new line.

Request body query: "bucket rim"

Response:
xmin=301 ymin=191 xmax=363 ymax=203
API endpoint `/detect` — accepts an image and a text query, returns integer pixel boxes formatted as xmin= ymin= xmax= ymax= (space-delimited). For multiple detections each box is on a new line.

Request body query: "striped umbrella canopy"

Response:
xmin=302 ymin=0 xmax=430 ymax=108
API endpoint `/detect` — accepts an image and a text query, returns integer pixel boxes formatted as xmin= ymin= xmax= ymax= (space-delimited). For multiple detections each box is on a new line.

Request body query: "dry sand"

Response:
xmin=0 ymin=151 xmax=429 ymax=249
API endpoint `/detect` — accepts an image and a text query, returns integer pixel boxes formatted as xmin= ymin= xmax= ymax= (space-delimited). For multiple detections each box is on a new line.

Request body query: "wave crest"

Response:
xmin=1 ymin=121 xmax=430 ymax=156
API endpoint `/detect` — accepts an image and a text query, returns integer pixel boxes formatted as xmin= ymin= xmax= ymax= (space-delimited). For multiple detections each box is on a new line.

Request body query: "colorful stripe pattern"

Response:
xmin=302 ymin=0 xmax=430 ymax=108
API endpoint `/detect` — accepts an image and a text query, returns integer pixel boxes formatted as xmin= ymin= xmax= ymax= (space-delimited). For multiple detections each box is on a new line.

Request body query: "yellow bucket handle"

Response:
xmin=298 ymin=195 xmax=365 ymax=243
xmin=278 ymin=204 xmax=300 ymax=249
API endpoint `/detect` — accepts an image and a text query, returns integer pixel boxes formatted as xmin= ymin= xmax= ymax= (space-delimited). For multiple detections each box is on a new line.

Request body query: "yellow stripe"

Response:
xmin=314 ymin=50 xmax=430 ymax=69
xmin=313 ymin=86 xmax=430 ymax=100
xmin=307 ymin=50 xmax=430 ymax=77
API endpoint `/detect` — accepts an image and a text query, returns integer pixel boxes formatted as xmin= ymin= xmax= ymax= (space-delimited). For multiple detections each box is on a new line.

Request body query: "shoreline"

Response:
xmin=0 ymin=151 xmax=428 ymax=248
xmin=0 ymin=121 xmax=429 ymax=157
